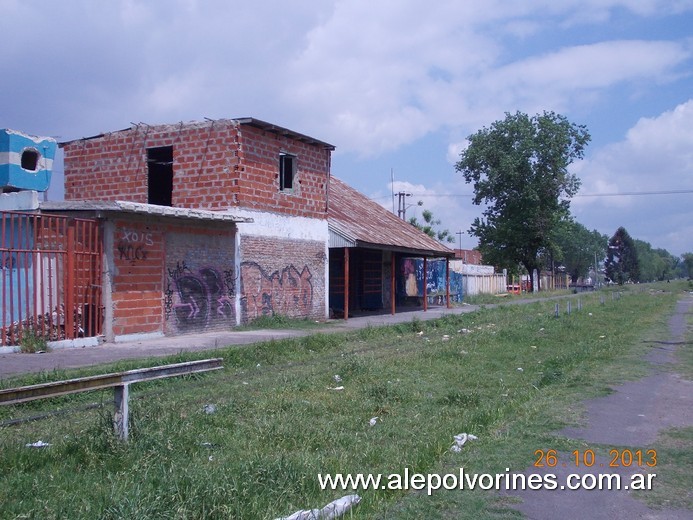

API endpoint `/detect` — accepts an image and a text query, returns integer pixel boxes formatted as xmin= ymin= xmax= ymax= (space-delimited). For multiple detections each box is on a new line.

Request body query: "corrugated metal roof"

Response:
xmin=39 ymin=200 xmax=253 ymax=223
xmin=328 ymin=176 xmax=454 ymax=257
xmin=329 ymin=226 xmax=356 ymax=248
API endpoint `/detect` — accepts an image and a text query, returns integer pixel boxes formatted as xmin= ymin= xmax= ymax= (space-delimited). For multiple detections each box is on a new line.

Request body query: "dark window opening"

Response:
xmin=147 ymin=146 xmax=173 ymax=206
xmin=21 ymin=149 xmax=40 ymax=171
xmin=279 ymin=153 xmax=296 ymax=191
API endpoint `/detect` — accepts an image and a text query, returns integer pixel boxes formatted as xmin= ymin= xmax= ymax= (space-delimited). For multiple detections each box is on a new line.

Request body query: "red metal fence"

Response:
xmin=1 ymin=212 xmax=103 ymax=346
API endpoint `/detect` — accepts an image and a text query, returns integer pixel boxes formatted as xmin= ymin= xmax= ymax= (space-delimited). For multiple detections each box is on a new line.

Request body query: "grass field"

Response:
xmin=0 ymin=282 xmax=689 ymax=519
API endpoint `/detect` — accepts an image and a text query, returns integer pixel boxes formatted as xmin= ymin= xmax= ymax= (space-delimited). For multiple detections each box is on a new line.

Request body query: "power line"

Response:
xmin=573 ymin=189 xmax=693 ymax=197
xmin=372 ymin=189 xmax=693 ymax=200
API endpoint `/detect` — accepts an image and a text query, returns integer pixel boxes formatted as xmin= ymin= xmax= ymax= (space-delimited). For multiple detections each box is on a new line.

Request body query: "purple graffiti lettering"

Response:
xmin=167 ymin=265 xmax=235 ymax=331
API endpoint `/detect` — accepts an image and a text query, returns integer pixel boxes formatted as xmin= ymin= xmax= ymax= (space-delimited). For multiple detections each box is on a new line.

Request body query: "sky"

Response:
xmin=2 ymin=0 xmax=692 ymax=257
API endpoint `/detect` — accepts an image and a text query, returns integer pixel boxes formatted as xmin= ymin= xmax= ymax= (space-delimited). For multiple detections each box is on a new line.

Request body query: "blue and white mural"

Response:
xmin=0 ymin=129 xmax=56 ymax=192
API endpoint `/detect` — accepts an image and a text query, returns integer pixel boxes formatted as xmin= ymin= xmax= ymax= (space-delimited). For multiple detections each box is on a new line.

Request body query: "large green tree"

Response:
xmin=605 ymin=227 xmax=640 ymax=284
xmin=553 ymin=220 xmax=607 ymax=284
xmin=456 ymin=111 xmax=590 ymax=290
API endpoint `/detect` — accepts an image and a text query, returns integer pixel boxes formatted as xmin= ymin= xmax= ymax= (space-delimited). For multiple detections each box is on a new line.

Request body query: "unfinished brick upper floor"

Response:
xmin=61 ymin=119 xmax=334 ymax=219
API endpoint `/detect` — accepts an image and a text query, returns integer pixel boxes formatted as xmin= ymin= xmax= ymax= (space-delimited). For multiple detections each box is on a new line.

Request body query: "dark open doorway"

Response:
xmin=147 ymin=146 xmax=173 ymax=206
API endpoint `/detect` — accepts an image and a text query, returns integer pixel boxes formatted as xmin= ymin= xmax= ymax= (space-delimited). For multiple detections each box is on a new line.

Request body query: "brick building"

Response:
xmin=1 ymin=119 xmax=454 ymax=346
xmin=52 ymin=118 xmax=333 ymax=341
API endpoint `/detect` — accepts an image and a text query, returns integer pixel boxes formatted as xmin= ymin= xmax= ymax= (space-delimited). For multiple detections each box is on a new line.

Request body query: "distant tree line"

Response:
xmin=453 ymin=110 xmax=689 ymax=288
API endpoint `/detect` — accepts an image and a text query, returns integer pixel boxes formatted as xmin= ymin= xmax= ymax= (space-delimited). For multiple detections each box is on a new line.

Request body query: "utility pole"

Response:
xmin=391 ymin=168 xmax=395 ymax=214
xmin=397 ymin=191 xmax=412 ymax=220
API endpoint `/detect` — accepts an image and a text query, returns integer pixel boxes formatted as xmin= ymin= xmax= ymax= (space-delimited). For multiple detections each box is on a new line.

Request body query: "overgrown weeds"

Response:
xmin=18 ymin=328 xmax=49 ymax=353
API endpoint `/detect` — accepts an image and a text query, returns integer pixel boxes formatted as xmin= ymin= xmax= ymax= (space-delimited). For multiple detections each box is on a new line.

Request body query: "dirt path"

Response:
xmin=505 ymin=296 xmax=693 ymax=520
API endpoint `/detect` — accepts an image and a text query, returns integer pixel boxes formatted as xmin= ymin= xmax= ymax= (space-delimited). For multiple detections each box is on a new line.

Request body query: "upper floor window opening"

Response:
xmin=279 ymin=153 xmax=296 ymax=192
xmin=147 ymin=146 xmax=173 ymax=206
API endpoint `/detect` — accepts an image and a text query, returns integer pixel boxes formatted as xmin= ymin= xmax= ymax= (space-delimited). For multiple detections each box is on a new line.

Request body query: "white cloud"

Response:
xmin=282 ymin=0 xmax=692 ymax=156
xmin=572 ymin=100 xmax=693 ymax=254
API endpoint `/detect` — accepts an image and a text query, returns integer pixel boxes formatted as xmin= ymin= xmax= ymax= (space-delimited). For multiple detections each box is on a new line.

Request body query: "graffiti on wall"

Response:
xmin=240 ymin=262 xmax=313 ymax=321
xmin=399 ymin=258 xmax=463 ymax=303
xmin=165 ymin=260 xmax=236 ymax=331
xmin=117 ymin=229 xmax=154 ymax=262
xmin=426 ymin=259 xmax=464 ymax=304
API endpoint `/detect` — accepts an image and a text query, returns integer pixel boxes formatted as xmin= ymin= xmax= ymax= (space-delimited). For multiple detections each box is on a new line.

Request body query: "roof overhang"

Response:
xmin=235 ymin=118 xmax=336 ymax=150
xmin=39 ymin=200 xmax=254 ymax=224
xmin=328 ymin=222 xmax=454 ymax=258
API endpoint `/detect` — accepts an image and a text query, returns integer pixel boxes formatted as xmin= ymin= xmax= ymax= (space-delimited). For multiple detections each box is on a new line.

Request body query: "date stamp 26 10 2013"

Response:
xmin=534 ymin=448 xmax=657 ymax=469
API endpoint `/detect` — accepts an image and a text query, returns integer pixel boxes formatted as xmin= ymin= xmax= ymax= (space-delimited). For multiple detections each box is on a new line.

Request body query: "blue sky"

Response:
xmin=2 ymin=0 xmax=692 ymax=256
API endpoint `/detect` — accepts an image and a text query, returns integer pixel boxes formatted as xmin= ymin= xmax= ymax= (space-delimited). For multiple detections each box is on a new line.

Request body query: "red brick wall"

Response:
xmin=112 ymin=219 xmax=164 ymax=337
xmin=64 ymin=131 xmax=150 ymax=203
xmin=110 ymin=215 xmax=235 ymax=338
xmin=235 ymin=125 xmax=329 ymax=218
xmin=240 ymin=235 xmax=325 ymax=323
xmin=63 ymin=120 xmax=330 ymax=219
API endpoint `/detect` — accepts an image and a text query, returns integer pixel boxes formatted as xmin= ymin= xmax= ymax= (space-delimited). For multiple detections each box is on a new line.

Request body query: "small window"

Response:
xmin=279 ymin=153 xmax=296 ymax=192
xmin=21 ymin=149 xmax=40 ymax=171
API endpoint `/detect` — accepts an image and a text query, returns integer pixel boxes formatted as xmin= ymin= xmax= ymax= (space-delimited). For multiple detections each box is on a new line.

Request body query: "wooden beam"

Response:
xmin=344 ymin=248 xmax=350 ymax=320
xmin=423 ymin=257 xmax=428 ymax=312
xmin=446 ymin=257 xmax=451 ymax=308
xmin=391 ymin=253 xmax=396 ymax=315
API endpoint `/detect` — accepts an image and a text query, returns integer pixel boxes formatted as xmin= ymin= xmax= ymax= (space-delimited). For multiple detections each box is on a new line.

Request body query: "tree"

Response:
xmin=634 ymin=240 xmax=678 ymax=282
xmin=456 ymin=111 xmax=590 ymax=291
xmin=409 ymin=206 xmax=455 ymax=243
xmin=681 ymin=252 xmax=693 ymax=279
xmin=553 ymin=220 xmax=607 ymax=283
xmin=605 ymin=227 xmax=640 ymax=284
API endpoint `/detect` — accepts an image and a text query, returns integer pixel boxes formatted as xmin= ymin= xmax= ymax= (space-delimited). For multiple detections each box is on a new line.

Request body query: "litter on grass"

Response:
xmin=25 ymin=440 xmax=51 ymax=448
xmin=329 ymin=386 xmax=344 ymax=391
xmin=203 ymin=404 xmax=217 ymax=414
xmin=275 ymin=494 xmax=361 ymax=520
xmin=369 ymin=417 xmax=378 ymax=426
xmin=450 ymin=433 xmax=477 ymax=453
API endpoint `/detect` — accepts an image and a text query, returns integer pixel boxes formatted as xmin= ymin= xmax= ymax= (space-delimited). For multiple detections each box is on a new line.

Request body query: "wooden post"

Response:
xmin=65 ymin=224 xmax=75 ymax=339
xmin=446 ymin=257 xmax=451 ymax=308
xmin=423 ymin=257 xmax=428 ymax=312
xmin=113 ymin=384 xmax=130 ymax=441
xmin=391 ymin=253 xmax=396 ymax=315
xmin=344 ymin=248 xmax=350 ymax=320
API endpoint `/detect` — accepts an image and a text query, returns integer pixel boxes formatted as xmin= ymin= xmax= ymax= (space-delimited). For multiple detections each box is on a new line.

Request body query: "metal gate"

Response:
xmin=1 ymin=212 xmax=103 ymax=346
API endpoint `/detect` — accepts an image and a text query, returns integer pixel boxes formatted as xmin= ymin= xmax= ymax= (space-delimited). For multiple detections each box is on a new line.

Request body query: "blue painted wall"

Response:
xmin=0 ymin=129 xmax=56 ymax=192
